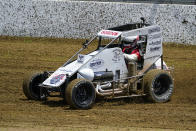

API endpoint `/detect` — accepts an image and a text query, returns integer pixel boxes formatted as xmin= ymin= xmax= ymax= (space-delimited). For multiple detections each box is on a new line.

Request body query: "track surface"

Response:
xmin=0 ymin=37 xmax=196 ymax=130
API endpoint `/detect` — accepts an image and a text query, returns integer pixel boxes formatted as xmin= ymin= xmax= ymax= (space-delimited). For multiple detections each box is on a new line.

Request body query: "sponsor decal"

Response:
xmin=94 ymin=71 xmax=105 ymax=77
xmin=145 ymin=55 xmax=160 ymax=60
xmin=89 ymin=59 xmax=104 ymax=69
xmin=59 ymin=68 xmax=72 ymax=72
xmin=112 ymin=49 xmax=121 ymax=62
xmin=150 ymin=46 xmax=161 ymax=52
xmin=149 ymin=40 xmax=162 ymax=46
xmin=98 ymin=30 xmax=122 ymax=38
xmin=77 ymin=54 xmax=85 ymax=63
xmin=148 ymin=27 xmax=161 ymax=34
xmin=50 ymin=74 xmax=66 ymax=84
xmin=101 ymin=30 xmax=119 ymax=36
xmin=149 ymin=33 xmax=162 ymax=40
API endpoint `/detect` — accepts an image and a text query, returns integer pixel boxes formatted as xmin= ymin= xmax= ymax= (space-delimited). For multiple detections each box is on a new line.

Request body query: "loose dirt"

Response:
xmin=0 ymin=37 xmax=196 ymax=130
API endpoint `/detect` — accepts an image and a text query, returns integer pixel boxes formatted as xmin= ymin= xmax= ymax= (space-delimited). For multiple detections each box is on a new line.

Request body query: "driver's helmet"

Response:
xmin=122 ymin=36 xmax=139 ymax=48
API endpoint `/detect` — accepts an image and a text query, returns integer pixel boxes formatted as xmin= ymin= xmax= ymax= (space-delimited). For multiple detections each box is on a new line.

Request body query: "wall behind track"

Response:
xmin=0 ymin=0 xmax=196 ymax=44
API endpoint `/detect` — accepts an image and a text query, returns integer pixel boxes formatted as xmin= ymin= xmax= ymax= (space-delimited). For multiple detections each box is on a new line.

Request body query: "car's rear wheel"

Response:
xmin=143 ymin=69 xmax=174 ymax=103
xmin=22 ymin=72 xmax=47 ymax=100
xmin=66 ymin=79 xmax=96 ymax=109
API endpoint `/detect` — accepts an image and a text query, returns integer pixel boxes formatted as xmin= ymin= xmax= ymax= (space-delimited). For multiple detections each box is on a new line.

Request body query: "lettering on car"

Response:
xmin=89 ymin=59 xmax=104 ymax=69
xmin=101 ymin=30 xmax=119 ymax=36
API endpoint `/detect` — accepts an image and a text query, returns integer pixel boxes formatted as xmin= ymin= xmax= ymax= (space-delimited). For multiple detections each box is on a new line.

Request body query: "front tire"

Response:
xmin=22 ymin=72 xmax=47 ymax=100
xmin=66 ymin=79 xmax=96 ymax=109
xmin=143 ymin=69 xmax=174 ymax=103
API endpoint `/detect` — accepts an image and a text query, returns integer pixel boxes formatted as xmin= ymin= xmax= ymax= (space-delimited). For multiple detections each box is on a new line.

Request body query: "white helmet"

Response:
xmin=122 ymin=36 xmax=139 ymax=47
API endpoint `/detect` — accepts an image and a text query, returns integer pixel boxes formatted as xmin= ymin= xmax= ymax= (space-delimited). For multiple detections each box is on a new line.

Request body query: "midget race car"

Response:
xmin=23 ymin=19 xmax=174 ymax=109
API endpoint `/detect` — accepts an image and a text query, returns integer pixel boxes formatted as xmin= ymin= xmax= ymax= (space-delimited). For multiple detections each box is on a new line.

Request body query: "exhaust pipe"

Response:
xmin=95 ymin=82 xmax=124 ymax=96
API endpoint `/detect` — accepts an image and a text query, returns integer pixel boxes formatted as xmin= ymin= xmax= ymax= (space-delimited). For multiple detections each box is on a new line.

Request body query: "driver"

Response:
xmin=122 ymin=36 xmax=141 ymax=62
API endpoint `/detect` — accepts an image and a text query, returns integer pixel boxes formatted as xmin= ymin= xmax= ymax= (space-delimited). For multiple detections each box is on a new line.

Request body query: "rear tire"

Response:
xmin=22 ymin=72 xmax=47 ymax=100
xmin=66 ymin=79 xmax=96 ymax=109
xmin=143 ymin=69 xmax=174 ymax=103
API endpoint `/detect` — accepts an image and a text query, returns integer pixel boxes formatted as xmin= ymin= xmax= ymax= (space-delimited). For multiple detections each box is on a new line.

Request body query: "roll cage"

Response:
xmin=63 ymin=32 xmax=147 ymax=70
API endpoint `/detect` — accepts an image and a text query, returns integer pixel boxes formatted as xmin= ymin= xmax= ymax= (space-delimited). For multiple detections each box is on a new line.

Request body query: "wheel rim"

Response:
xmin=75 ymin=83 xmax=94 ymax=106
xmin=153 ymin=74 xmax=172 ymax=96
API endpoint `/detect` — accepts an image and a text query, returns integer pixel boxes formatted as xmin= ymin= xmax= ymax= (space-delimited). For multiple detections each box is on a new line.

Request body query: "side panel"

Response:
xmin=79 ymin=48 xmax=128 ymax=81
xmin=145 ymin=26 xmax=163 ymax=59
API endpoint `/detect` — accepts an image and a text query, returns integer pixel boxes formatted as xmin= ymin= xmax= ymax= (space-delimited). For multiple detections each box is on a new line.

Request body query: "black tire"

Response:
xmin=66 ymin=79 xmax=96 ymax=109
xmin=22 ymin=72 xmax=46 ymax=100
xmin=143 ymin=69 xmax=174 ymax=103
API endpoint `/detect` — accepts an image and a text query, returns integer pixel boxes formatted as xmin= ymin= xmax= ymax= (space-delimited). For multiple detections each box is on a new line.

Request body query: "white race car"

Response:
xmin=23 ymin=19 xmax=174 ymax=109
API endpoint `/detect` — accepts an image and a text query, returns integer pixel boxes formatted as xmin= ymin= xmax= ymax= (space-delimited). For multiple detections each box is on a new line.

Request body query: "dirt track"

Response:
xmin=0 ymin=37 xmax=196 ymax=130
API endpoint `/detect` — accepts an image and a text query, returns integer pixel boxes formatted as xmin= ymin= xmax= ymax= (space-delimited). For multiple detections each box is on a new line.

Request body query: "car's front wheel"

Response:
xmin=66 ymin=79 xmax=96 ymax=109
xmin=22 ymin=72 xmax=47 ymax=100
